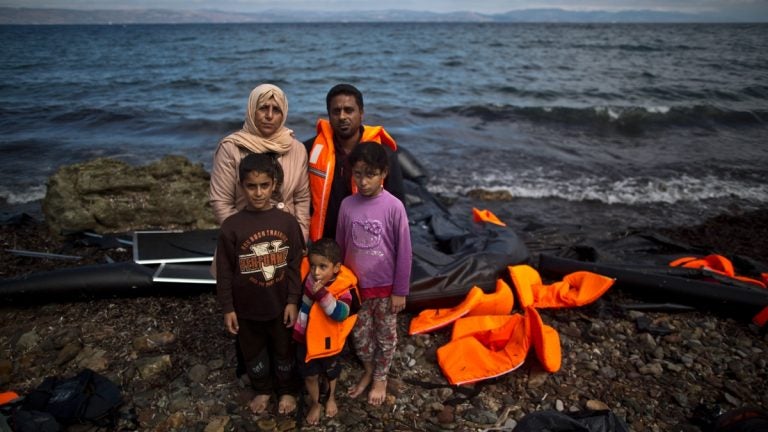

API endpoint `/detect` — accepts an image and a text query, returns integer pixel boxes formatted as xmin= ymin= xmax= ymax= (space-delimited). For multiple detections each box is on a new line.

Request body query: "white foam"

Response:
xmin=429 ymin=170 xmax=768 ymax=205
xmin=592 ymin=105 xmax=672 ymax=121
xmin=0 ymin=185 xmax=47 ymax=204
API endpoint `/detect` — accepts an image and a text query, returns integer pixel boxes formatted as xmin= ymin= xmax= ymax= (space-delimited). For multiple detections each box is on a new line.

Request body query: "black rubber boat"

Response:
xmin=538 ymin=253 xmax=768 ymax=319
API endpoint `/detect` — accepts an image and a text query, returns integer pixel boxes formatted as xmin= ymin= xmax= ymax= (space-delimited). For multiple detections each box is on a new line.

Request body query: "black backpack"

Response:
xmin=19 ymin=368 xmax=123 ymax=428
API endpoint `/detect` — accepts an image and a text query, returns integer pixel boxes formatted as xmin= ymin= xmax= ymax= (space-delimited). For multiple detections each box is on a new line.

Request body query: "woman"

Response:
xmin=210 ymin=83 xmax=310 ymax=240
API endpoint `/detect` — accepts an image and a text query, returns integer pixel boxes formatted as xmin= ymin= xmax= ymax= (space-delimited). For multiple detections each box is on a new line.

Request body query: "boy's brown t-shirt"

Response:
xmin=216 ymin=207 xmax=304 ymax=321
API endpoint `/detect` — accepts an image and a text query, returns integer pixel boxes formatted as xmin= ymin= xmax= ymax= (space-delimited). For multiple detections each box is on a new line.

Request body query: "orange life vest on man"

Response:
xmin=304 ymin=264 xmax=360 ymax=362
xmin=307 ymin=119 xmax=397 ymax=242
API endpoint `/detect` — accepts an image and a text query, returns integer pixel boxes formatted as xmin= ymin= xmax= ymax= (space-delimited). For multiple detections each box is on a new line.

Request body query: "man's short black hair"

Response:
xmin=308 ymin=238 xmax=342 ymax=265
xmin=326 ymin=83 xmax=364 ymax=113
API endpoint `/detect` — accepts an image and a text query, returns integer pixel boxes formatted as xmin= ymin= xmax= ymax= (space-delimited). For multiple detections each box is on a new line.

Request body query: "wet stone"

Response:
xmin=55 ymin=340 xmax=82 ymax=365
xmin=188 ymin=363 xmax=209 ymax=383
xmin=16 ymin=330 xmax=40 ymax=351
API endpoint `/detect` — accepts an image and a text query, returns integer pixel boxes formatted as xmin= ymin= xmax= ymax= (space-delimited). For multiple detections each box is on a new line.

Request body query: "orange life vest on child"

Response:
xmin=304 ymin=264 xmax=360 ymax=362
xmin=306 ymin=119 xmax=397 ymax=241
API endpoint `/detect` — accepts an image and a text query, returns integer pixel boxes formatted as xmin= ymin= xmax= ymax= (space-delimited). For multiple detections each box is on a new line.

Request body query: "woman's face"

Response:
xmin=254 ymin=96 xmax=284 ymax=137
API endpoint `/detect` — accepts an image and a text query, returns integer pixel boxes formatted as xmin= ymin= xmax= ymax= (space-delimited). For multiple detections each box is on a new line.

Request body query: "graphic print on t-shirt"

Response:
xmin=238 ymin=230 xmax=290 ymax=282
xmin=351 ymin=218 xmax=384 ymax=256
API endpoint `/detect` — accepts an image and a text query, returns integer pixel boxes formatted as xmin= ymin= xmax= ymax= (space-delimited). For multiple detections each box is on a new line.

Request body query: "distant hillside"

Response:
xmin=0 ymin=6 xmax=747 ymax=25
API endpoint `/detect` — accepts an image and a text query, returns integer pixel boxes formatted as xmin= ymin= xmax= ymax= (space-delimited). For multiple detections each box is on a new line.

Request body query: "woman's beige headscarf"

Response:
xmin=223 ymin=83 xmax=295 ymax=154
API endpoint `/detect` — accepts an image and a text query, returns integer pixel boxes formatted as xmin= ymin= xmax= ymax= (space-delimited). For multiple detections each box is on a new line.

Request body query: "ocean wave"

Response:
xmin=429 ymin=172 xmax=768 ymax=206
xmin=433 ymin=104 xmax=767 ymax=131
xmin=0 ymin=185 xmax=46 ymax=205
xmin=568 ymin=43 xmax=699 ymax=52
xmin=51 ymin=106 xmax=146 ymax=126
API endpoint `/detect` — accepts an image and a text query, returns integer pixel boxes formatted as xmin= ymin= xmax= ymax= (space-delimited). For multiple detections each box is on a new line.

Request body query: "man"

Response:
xmin=304 ymin=84 xmax=405 ymax=242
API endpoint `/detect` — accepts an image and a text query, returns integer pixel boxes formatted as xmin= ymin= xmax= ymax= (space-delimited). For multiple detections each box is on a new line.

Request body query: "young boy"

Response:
xmin=216 ymin=152 xmax=304 ymax=415
xmin=335 ymin=142 xmax=412 ymax=406
xmin=292 ymin=238 xmax=358 ymax=425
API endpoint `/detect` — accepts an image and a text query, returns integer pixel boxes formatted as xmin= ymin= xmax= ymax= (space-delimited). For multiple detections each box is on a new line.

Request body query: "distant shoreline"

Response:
xmin=2 ymin=6 xmax=766 ymax=25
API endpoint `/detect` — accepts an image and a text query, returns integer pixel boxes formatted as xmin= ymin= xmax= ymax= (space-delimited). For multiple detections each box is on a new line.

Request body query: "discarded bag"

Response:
xmin=20 ymin=368 xmax=123 ymax=428
xmin=513 ymin=408 xmax=630 ymax=432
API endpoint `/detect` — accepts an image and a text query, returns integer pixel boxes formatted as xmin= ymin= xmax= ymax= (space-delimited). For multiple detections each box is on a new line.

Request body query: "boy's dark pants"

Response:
xmin=238 ymin=317 xmax=299 ymax=396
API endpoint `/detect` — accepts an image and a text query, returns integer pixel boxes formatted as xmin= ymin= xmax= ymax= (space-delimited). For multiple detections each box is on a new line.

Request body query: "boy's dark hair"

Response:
xmin=308 ymin=238 xmax=342 ymax=265
xmin=239 ymin=152 xmax=283 ymax=199
xmin=326 ymin=83 xmax=364 ymax=113
xmin=348 ymin=142 xmax=388 ymax=174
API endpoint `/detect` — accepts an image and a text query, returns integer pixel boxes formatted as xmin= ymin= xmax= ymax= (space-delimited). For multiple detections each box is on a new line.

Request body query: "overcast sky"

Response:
xmin=1 ymin=0 xmax=767 ymax=16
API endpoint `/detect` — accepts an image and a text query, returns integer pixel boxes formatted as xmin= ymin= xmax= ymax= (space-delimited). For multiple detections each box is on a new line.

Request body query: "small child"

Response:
xmin=336 ymin=142 xmax=412 ymax=406
xmin=292 ymin=238 xmax=359 ymax=425
xmin=216 ymin=152 xmax=304 ymax=415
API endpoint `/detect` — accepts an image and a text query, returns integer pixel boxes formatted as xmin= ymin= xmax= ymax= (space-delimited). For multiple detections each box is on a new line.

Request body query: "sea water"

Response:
xmin=1 ymin=22 xmax=766 ymax=232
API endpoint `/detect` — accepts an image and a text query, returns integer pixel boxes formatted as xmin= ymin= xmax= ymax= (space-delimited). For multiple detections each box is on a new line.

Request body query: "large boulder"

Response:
xmin=42 ymin=155 xmax=217 ymax=234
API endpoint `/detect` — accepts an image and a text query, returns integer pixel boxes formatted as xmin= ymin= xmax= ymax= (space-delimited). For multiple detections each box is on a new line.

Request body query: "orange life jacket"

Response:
xmin=670 ymin=254 xmax=767 ymax=289
xmin=525 ymin=306 xmax=562 ymax=373
xmin=509 ymin=264 xmax=615 ymax=308
xmin=0 ymin=391 xmax=19 ymax=405
xmin=437 ymin=304 xmax=561 ymax=385
xmin=472 ymin=208 xmax=506 ymax=227
xmin=427 ymin=265 xmax=614 ymax=384
xmin=303 ymin=264 xmax=360 ymax=362
xmin=306 ymin=119 xmax=397 ymax=241
xmin=408 ymin=279 xmax=514 ymax=335
xmin=437 ymin=313 xmax=529 ymax=385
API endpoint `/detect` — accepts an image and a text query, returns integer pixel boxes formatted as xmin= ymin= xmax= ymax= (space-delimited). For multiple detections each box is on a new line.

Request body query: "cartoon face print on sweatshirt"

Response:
xmin=238 ymin=229 xmax=290 ymax=285
xmin=351 ymin=218 xmax=384 ymax=257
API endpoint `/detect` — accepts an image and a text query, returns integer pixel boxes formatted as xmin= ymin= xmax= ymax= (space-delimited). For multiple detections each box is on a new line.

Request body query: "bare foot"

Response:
xmin=278 ymin=394 xmax=297 ymax=414
xmin=347 ymin=371 xmax=372 ymax=399
xmin=368 ymin=379 xmax=387 ymax=406
xmin=305 ymin=402 xmax=322 ymax=425
xmin=325 ymin=397 xmax=338 ymax=418
xmin=249 ymin=394 xmax=270 ymax=414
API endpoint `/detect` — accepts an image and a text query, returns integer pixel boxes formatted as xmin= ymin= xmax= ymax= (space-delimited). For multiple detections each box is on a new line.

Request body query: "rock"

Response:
xmin=599 ymin=365 xmax=617 ymax=379
xmin=586 ymin=399 xmax=610 ymax=410
xmin=136 ymin=354 xmax=172 ymax=380
xmin=42 ymin=155 xmax=216 ymax=234
xmin=16 ymin=330 xmax=40 ymax=351
xmin=437 ymin=405 xmax=455 ymax=424
xmin=41 ymin=327 xmax=81 ymax=351
xmin=638 ymin=362 xmax=663 ymax=377
xmin=75 ymin=346 xmax=109 ymax=372
xmin=133 ymin=331 xmax=176 ymax=352
xmin=464 ymin=408 xmax=498 ymax=425
xmin=527 ymin=369 xmax=549 ymax=388
xmin=55 ymin=340 xmax=83 ymax=365
xmin=155 ymin=412 xmax=186 ymax=431
xmin=277 ymin=419 xmax=296 ymax=431
xmin=168 ymin=387 xmax=192 ymax=411
xmin=256 ymin=418 xmax=277 ymax=431
xmin=188 ymin=364 xmax=209 ymax=383
xmin=204 ymin=416 xmax=230 ymax=432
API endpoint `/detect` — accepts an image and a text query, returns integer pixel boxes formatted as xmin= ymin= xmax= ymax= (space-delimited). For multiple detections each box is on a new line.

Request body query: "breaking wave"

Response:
xmin=430 ymin=171 xmax=768 ymax=206
xmin=424 ymin=104 xmax=768 ymax=132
